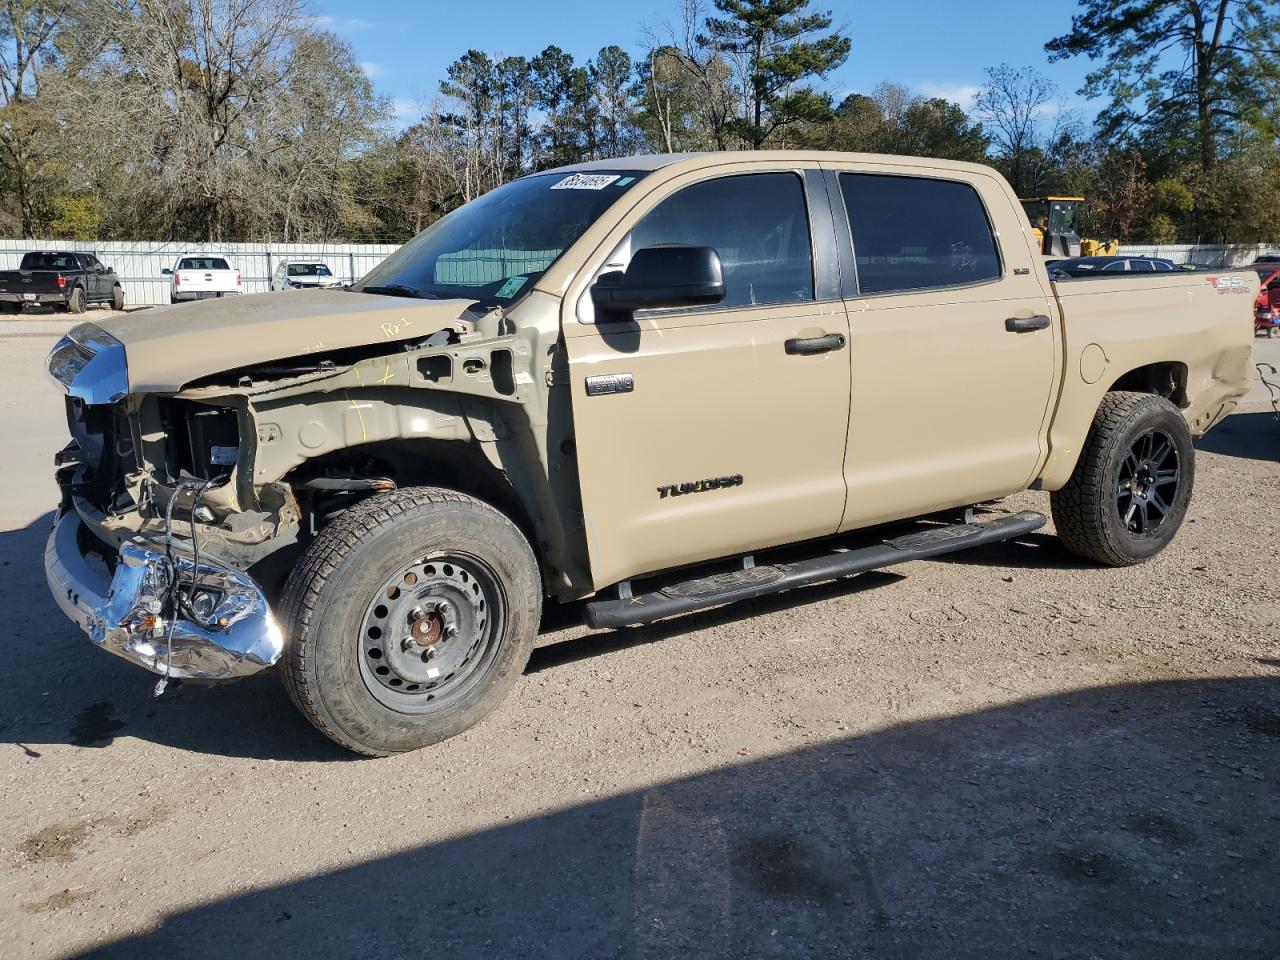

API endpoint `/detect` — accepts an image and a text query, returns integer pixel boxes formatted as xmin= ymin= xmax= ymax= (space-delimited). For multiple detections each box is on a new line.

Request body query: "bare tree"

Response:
xmin=975 ymin=64 xmax=1076 ymax=196
xmin=58 ymin=0 xmax=305 ymax=239
xmin=640 ymin=0 xmax=740 ymax=151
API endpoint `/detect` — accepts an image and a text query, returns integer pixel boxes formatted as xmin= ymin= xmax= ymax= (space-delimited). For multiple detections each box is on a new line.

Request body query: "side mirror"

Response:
xmin=161 ymin=268 xmax=172 ymax=276
xmin=590 ymin=245 xmax=724 ymax=315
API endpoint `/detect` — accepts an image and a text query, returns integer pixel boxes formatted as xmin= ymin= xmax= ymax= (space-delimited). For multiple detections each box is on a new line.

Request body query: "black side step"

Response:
xmin=584 ymin=511 xmax=1047 ymax=629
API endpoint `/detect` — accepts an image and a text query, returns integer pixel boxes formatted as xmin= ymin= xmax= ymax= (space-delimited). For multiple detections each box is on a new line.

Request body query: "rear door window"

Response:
xmin=838 ymin=173 xmax=1001 ymax=295
xmin=630 ymin=172 xmax=814 ymax=309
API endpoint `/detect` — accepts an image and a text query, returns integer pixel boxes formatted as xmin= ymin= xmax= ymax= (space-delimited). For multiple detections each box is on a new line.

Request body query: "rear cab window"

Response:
xmin=20 ymin=252 xmax=80 ymax=270
xmin=180 ymin=258 xmax=231 ymax=271
xmin=838 ymin=173 xmax=1001 ymax=295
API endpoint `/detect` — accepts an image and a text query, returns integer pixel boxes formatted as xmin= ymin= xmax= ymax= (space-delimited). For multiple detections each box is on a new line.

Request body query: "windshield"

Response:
xmin=180 ymin=257 xmax=230 ymax=270
xmin=288 ymin=263 xmax=332 ymax=277
xmin=1019 ymin=199 xmax=1078 ymax=237
xmin=354 ymin=171 xmax=646 ymax=305
xmin=1047 ymin=200 xmax=1079 ymax=237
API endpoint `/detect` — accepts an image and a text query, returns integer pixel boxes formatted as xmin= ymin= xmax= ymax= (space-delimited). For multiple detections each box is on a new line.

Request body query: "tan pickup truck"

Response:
xmin=44 ymin=152 xmax=1254 ymax=755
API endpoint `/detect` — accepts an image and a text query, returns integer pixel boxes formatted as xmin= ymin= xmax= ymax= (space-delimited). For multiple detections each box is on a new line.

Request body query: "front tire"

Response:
xmin=280 ymin=487 xmax=542 ymax=756
xmin=111 ymin=285 xmax=125 ymax=310
xmin=1051 ymin=392 xmax=1194 ymax=566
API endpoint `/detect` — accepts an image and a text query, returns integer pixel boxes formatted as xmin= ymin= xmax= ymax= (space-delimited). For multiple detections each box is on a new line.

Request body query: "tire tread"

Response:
xmin=1050 ymin=391 xmax=1190 ymax=566
xmin=279 ymin=487 xmax=527 ymax=756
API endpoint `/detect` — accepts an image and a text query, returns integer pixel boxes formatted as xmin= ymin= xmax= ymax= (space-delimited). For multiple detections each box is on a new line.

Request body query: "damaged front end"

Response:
xmin=45 ymin=323 xmax=291 ymax=679
xmin=43 ymin=291 xmax=582 ymax=684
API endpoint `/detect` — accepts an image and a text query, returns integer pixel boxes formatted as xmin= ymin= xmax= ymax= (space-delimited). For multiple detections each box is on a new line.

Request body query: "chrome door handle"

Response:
xmin=1005 ymin=315 xmax=1051 ymax=333
xmin=785 ymin=333 xmax=846 ymax=355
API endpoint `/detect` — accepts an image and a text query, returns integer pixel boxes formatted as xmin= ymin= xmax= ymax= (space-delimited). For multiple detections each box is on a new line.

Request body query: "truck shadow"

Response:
xmin=531 ymin=571 xmax=907 ymax=673
xmin=1195 ymin=411 xmax=1279 ymax=463
xmin=0 ymin=512 xmax=352 ymax=763
xmin=0 ymin=513 xmax=909 ymax=762
xmin=926 ymin=530 xmax=1097 ymax=572
xmin=67 ymin=673 xmax=1280 ymax=959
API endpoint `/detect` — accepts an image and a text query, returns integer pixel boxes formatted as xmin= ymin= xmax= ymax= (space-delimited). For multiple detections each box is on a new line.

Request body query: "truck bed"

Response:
xmin=1037 ymin=269 xmax=1255 ymax=488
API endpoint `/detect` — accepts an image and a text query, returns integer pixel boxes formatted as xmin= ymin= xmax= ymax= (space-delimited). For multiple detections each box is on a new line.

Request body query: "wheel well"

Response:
xmin=1107 ymin=361 xmax=1188 ymax=406
xmin=283 ymin=439 xmax=542 ymax=570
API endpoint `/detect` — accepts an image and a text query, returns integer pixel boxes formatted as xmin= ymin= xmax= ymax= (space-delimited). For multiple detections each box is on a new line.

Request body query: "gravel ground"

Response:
xmin=1 ymin=317 xmax=1277 ymax=959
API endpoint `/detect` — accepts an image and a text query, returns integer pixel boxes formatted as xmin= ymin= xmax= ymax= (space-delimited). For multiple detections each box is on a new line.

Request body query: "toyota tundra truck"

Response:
xmin=43 ymin=152 xmax=1254 ymax=755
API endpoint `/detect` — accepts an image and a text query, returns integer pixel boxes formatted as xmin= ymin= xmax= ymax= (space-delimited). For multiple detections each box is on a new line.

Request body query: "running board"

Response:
xmin=584 ymin=511 xmax=1047 ymax=629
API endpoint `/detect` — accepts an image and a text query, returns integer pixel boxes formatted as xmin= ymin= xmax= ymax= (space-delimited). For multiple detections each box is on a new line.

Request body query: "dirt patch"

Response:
xmin=21 ymin=886 xmax=92 ymax=914
xmin=18 ymin=823 xmax=91 ymax=864
xmin=16 ymin=805 xmax=170 ymax=864
xmin=118 ymin=804 xmax=172 ymax=837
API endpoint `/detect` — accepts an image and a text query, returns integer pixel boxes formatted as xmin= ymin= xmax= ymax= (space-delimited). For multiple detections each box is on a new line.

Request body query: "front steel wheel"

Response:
xmin=358 ymin=553 xmax=506 ymax=711
xmin=280 ymin=487 xmax=541 ymax=756
xmin=1052 ymin=392 xmax=1194 ymax=566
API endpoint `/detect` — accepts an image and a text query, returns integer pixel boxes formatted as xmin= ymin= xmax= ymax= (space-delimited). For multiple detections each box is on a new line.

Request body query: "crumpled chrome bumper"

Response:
xmin=44 ymin=509 xmax=283 ymax=680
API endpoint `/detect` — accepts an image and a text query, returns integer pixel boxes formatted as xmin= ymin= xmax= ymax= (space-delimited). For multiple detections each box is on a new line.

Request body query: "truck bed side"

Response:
xmin=1036 ymin=272 xmax=1255 ymax=490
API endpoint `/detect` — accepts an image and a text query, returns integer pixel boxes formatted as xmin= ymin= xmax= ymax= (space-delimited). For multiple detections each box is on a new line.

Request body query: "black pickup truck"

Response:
xmin=0 ymin=251 xmax=125 ymax=314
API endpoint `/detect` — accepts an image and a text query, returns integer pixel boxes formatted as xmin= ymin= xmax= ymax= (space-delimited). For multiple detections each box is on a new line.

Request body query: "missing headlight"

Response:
xmin=160 ymin=400 xmax=240 ymax=482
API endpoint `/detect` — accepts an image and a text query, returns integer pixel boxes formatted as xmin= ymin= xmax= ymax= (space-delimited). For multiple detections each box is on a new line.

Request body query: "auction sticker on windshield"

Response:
xmin=551 ymin=174 xmax=620 ymax=190
xmin=495 ymin=275 xmax=528 ymax=298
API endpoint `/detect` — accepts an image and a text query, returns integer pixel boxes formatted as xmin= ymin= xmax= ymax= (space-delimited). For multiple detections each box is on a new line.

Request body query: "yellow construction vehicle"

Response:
xmin=1020 ymin=196 xmax=1119 ymax=258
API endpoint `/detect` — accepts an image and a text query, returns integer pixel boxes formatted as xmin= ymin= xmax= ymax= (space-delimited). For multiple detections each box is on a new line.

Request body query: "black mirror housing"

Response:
xmin=591 ymin=245 xmax=725 ymax=315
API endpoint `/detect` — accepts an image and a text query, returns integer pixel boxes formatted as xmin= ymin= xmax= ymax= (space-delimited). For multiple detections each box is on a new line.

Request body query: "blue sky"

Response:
xmin=314 ymin=0 xmax=1103 ymax=127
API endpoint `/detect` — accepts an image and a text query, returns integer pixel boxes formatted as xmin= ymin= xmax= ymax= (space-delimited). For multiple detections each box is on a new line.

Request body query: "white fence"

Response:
xmin=0 ymin=239 xmax=402 ymax=306
xmin=3 ymin=238 xmax=1273 ymax=307
xmin=1116 ymin=243 xmax=1274 ymax=267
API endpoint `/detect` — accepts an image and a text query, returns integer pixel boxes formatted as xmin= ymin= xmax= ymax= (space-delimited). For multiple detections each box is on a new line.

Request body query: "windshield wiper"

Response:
xmin=359 ymin=283 xmax=438 ymax=300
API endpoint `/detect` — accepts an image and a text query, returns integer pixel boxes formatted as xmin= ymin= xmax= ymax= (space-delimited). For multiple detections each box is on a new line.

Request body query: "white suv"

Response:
xmin=271 ymin=259 xmax=343 ymax=291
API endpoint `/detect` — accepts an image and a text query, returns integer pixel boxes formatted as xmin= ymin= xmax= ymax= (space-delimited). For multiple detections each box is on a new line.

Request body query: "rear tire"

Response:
xmin=68 ymin=287 xmax=85 ymax=314
xmin=111 ymin=285 xmax=125 ymax=310
xmin=280 ymin=487 xmax=542 ymax=756
xmin=1051 ymin=392 xmax=1194 ymax=566
xmin=0 ymin=301 xmax=17 ymax=315
xmin=1269 ymin=326 xmax=1280 ymax=339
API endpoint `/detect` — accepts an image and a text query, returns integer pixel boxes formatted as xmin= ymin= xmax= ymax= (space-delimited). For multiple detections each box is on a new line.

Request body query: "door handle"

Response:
xmin=785 ymin=333 xmax=846 ymax=355
xmin=1005 ymin=315 xmax=1051 ymax=333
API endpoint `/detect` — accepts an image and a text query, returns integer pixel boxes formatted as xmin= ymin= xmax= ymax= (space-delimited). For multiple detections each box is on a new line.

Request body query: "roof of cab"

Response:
xmin=542 ymin=150 xmax=1001 ymax=179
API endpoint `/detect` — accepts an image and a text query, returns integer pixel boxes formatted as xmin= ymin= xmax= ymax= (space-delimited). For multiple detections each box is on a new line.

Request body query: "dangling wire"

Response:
xmin=1258 ymin=363 xmax=1280 ymax=420
xmin=154 ymin=475 xmax=219 ymax=697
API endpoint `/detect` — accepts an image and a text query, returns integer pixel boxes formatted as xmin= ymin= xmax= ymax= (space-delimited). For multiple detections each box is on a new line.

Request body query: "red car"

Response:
xmin=1253 ymin=265 xmax=1280 ymax=337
